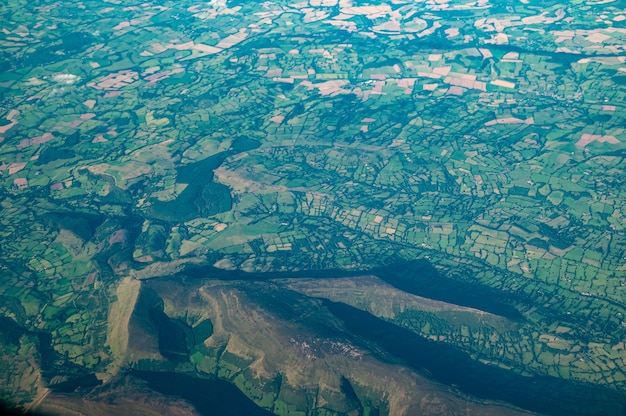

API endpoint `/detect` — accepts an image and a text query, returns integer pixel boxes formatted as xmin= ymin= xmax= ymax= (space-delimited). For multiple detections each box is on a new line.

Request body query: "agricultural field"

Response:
xmin=0 ymin=0 xmax=626 ymax=415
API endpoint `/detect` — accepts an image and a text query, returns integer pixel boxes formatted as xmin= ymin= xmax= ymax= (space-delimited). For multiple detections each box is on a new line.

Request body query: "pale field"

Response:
xmin=7 ymin=161 xmax=27 ymax=174
xmin=35 ymin=387 xmax=200 ymax=416
xmin=0 ymin=121 xmax=16 ymax=133
xmin=88 ymin=70 xmax=139 ymax=90
xmin=103 ymin=276 xmax=141 ymax=380
xmin=576 ymin=133 xmax=620 ymax=147
xmin=145 ymin=67 xmax=184 ymax=85
xmin=17 ymin=132 xmax=55 ymax=148
xmin=485 ymin=117 xmax=533 ymax=126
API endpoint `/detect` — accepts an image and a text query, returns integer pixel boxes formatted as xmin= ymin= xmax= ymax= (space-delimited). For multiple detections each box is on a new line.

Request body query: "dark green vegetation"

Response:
xmin=145 ymin=154 xmax=232 ymax=222
xmin=1 ymin=0 xmax=626 ymax=415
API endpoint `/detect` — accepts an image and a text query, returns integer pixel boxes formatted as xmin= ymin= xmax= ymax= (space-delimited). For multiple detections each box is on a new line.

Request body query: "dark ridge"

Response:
xmin=35 ymin=146 xmax=76 ymax=165
xmin=144 ymin=153 xmax=232 ymax=223
xmin=371 ymin=260 xmax=524 ymax=321
xmin=324 ymin=300 xmax=626 ymax=416
xmin=0 ymin=400 xmax=47 ymax=416
xmin=340 ymin=376 xmax=364 ymax=416
xmin=231 ymin=136 xmax=261 ymax=153
xmin=137 ymin=287 xmax=191 ymax=362
xmin=48 ymin=374 xmax=102 ymax=393
xmin=180 ymin=259 xmax=523 ymax=321
xmin=612 ymin=76 xmax=626 ymax=86
xmin=45 ymin=212 xmax=105 ymax=241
